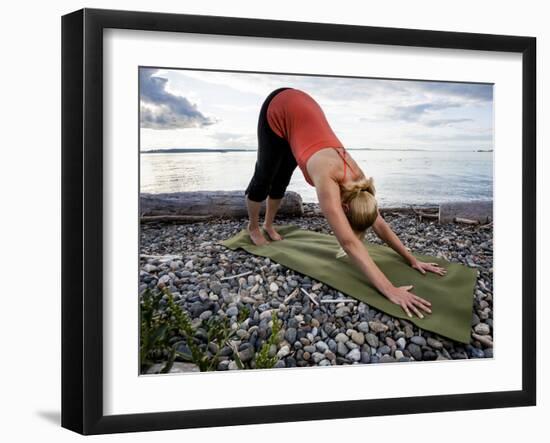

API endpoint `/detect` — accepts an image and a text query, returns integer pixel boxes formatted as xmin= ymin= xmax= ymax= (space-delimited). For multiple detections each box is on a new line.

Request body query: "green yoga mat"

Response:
xmin=219 ymin=224 xmax=477 ymax=344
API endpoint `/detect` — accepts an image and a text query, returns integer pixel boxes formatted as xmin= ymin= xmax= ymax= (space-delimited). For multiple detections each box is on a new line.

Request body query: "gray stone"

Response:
xmin=335 ymin=333 xmax=349 ymax=343
xmin=365 ymin=333 xmax=379 ymax=348
xmin=284 ymin=327 xmax=297 ymax=344
xmin=277 ymin=345 xmax=290 ymax=358
xmin=312 ymin=352 xmax=325 ymax=363
xmin=337 ymin=341 xmax=348 ymax=357
xmin=368 ymin=321 xmax=389 ymax=333
xmin=410 ymin=336 xmax=427 ymax=346
xmin=351 ymin=331 xmax=365 ymax=345
xmin=407 ymin=343 xmax=422 ymax=360
xmin=238 ymin=346 xmax=255 ymax=362
xmin=427 ymin=337 xmax=443 ymax=350
xmin=315 ymin=341 xmax=329 ymax=353
xmin=474 ymin=322 xmax=491 ymax=335
xmin=346 ymin=348 xmax=361 ymax=362
xmin=226 ymin=306 xmax=239 ymax=317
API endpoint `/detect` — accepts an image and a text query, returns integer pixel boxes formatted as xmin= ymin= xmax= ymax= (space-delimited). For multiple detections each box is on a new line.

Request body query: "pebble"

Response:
xmin=407 ymin=343 xmax=423 ymax=361
xmin=351 ymin=331 xmax=365 ymax=345
xmin=346 ymin=348 xmax=361 ymax=362
xmin=277 ymin=345 xmax=290 ymax=359
xmin=427 ymin=337 xmax=443 ymax=350
xmin=365 ymin=333 xmax=379 ymax=348
xmin=368 ymin=321 xmax=389 ymax=333
xmin=474 ymin=323 xmax=491 ymax=335
xmin=410 ymin=336 xmax=427 ymax=347
xmin=380 ymin=355 xmax=396 ymax=363
xmin=337 ymin=342 xmax=348 ymax=357
xmin=226 ymin=306 xmax=239 ymax=317
xmin=285 ymin=327 xmax=297 ymax=344
xmin=335 ymin=333 xmax=349 ymax=343
xmin=360 ymin=352 xmax=371 ymax=363
xmin=315 ymin=341 xmax=329 ymax=353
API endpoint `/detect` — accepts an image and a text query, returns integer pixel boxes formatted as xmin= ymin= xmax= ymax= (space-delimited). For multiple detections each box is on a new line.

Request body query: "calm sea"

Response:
xmin=140 ymin=150 xmax=493 ymax=207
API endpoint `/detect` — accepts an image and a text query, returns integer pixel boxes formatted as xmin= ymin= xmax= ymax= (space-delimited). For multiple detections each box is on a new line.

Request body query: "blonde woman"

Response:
xmin=244 ymin=87 xmax=446 ymax=319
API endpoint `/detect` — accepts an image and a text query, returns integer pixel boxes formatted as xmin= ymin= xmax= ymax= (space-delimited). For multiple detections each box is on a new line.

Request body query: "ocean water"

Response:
xmin=140 ymin=150 xmax=493 ymax=206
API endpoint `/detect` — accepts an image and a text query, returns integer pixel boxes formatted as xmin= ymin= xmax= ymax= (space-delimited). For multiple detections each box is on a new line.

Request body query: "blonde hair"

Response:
xmin=336 ymin=177 xmax=378 ymax=259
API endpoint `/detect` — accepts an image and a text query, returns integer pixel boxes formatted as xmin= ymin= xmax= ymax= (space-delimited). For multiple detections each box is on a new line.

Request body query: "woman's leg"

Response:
xmin=263 ymin=197 xmax=284 ymax=240
xmin=262 ymin=146 xmax=297 ymax=240
xmin=245 ymin=198 xmax=269 ymax=246
xmin=244 ymin=89 xmax=292 ymax=245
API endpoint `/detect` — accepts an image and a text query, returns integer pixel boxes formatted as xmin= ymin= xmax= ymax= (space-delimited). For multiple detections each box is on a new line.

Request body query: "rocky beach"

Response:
xmin=140 ymin=203 xmax=493 ymax=374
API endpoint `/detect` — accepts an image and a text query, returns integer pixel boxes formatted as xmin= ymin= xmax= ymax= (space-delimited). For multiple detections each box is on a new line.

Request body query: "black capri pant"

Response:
xmin=244 ymin=87 xmax=298 ymax=202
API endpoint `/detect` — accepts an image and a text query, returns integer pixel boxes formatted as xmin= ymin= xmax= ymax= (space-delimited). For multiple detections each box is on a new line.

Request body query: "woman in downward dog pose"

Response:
xmin=244 ymin=87 xmax=446 ymax=319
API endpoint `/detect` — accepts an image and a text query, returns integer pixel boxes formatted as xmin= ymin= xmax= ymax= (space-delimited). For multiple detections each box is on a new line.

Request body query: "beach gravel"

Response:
xmin=140 ymin=203 xmax=493 ymax=373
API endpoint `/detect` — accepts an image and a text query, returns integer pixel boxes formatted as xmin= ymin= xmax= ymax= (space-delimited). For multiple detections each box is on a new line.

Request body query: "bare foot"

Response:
xmin=262 ymin=223 xmax=283 ymax=241
xmin=247 ymin=224 xmax=270 ymax=246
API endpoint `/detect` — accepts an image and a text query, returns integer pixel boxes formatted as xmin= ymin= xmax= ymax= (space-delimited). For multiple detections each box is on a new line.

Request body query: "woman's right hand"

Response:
xmin=384 ymin=285 xmax=432 ymax=319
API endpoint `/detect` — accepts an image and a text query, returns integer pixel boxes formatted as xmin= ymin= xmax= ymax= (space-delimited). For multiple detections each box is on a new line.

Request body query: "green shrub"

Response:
xmin=140 ymin=287 xmax=281 ymax=373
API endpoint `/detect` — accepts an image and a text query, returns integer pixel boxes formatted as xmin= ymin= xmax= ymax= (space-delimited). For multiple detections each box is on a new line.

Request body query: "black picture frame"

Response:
xmin=61 ymin=7 xmax=537 ymax=435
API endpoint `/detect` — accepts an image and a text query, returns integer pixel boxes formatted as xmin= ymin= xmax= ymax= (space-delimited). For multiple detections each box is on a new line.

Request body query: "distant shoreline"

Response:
xmin=141 ymin=148 xmax=494 ymax=154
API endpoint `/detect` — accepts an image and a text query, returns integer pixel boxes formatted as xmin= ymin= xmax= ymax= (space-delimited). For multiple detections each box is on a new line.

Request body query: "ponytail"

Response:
xmin=336 ymin=177 xmax=378 ymax=259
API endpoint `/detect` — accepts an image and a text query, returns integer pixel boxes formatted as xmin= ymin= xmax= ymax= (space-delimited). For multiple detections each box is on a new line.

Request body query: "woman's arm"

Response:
xmin=314 ymin=176 xmax=432 ymax=318
xmin=372 ymin=211 xmax=416 ymax=264
xmin=372 ymin=211 xmax=447 ymax=276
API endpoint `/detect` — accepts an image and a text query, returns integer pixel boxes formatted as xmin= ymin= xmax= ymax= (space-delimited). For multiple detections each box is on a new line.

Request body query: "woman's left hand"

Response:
xmin=410 ymin=259 xmax=447 ymax=276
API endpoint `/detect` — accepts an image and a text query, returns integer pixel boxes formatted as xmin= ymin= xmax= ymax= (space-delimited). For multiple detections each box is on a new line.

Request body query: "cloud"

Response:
xmin=418 ymin=82 xmax=493 ymax=103
xmin=422 ymin=118 xmax=474 ymax=127
xmin=390 ymin=102 xmax=462 ymax=122
xmin=140 ymin=69 xmax=218 ymax=129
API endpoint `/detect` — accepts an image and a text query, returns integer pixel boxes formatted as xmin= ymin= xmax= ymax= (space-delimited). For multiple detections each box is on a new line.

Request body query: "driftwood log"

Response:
xmin=140 ymin=191 xmax=303 ymax=221
xmin=439 ymin=200 xmax=493 ymax=224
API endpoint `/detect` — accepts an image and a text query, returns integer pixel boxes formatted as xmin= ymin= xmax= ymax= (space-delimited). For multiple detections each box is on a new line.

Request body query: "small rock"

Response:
xmin=427 ymin=337 xmax=443 ymax=350
xmin=410 ymin=336 xmax=427 ymax=347
xmin=365 ymin=333 xmax=379 ymax=348
xmin=474 ymin=322 xmax=491 ymax=335
xmin=335 ymin=333 xmax=349 ymax=343
xmin=238 ymin=346 xmax=255 ymax=362
xmin=407 ymin=343 xmax=422 ymax=360
xmin=285 ymin=327 xmax=297 ymax=344
xmin=380 ymin=355 xmax=396 ymax=363
xmin=351 ymin=331 xmax=365 ymax=345
xmin=337 ymin=341 xmax=348 ymax=356
xmin=226 ymin=306 xmax=239 ymax=317
xmin=346 ymin=348 xmax=361 ymax=362
xmin=315 ymin=341 xmax=329 ymax=353
xmin=368 ymin=321 xmax=389 ymax=333
xmin=277 ymin=345 xmax=290 ymax=358
xmin=311 ymin=352 xmax=325 ymax=363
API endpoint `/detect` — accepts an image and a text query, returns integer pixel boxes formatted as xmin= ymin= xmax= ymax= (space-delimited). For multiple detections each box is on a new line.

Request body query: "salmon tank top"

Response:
xmin=266 ymin=88 xmax=359 ymax=186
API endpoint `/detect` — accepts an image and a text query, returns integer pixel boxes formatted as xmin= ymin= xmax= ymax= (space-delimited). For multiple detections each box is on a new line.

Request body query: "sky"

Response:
xmin=139 ymin=67 xmax=493 ymax=152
